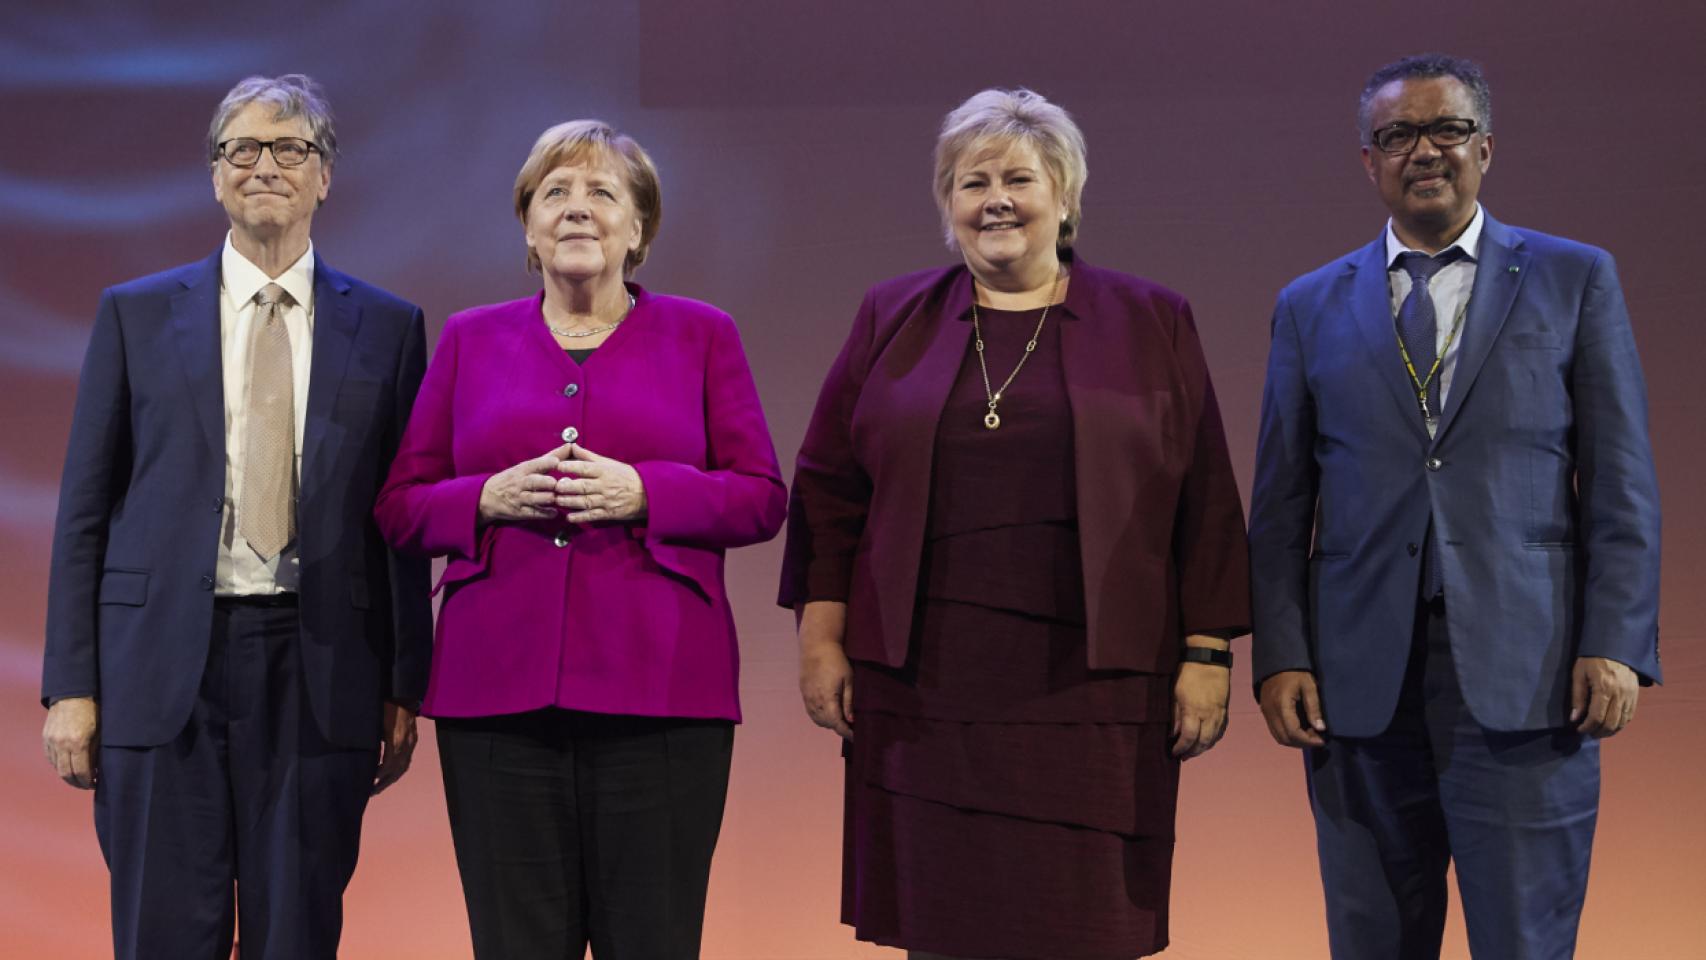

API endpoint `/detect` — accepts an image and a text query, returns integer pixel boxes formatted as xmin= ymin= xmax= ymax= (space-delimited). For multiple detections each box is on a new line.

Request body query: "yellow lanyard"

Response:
xmin=1393 ymin=291 xmax=1470 ymax=422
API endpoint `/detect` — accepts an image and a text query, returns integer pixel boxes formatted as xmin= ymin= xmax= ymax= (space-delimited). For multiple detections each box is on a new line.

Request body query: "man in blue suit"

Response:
xmin=39 ymin=74 xmax=431 ymax=959
xmin=1249 ymin=54 xmax=1660 ymax=959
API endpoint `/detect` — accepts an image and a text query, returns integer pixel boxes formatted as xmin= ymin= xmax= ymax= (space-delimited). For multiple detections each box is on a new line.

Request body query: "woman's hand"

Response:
xmin=478 ymin=442 xmax=575 ymax=525
xmin=798 ymin=601 xmax=854 ymax=740
xmin=554 ymin=444 xmax=648 ymax=523
xmin=1172 ymin=636 xmax=1232 ymax=759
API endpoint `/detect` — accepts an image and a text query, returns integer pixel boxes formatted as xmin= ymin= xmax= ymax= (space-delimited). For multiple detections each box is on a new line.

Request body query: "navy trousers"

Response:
xmin=1306 ymin=598 xmax=1600 ymax=960
xmin=94 ymin=599 xmax=377 ymax=960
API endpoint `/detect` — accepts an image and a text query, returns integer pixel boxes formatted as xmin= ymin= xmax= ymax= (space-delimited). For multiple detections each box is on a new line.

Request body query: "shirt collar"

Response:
xmin=1384 ymin=203 xmax=1485 ymax=269
xmin=221 ymin=232 xmax=316 ymax=310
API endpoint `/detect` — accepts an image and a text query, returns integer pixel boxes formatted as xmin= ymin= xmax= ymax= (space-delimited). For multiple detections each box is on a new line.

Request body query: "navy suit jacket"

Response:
xmin=1249 ymin=215 xmax=1661 ymax=735
xmin=42 ymin=249 xmax=433 ymax=749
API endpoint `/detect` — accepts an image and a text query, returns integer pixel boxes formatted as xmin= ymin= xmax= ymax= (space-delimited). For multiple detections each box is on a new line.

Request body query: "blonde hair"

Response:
xmin=513 ymin=120 xmax=662 ymax=275
xmin=933 ymin=88 xmax=1087 ymax=251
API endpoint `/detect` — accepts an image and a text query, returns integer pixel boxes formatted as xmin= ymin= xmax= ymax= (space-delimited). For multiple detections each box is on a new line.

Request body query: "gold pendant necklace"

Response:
xmin=970 ymin=269 xmax=1063 ymax=430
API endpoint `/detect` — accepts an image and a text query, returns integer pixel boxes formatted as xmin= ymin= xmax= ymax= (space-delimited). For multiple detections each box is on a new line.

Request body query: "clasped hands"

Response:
xmin=478 ymin=441 xmax=647 ymax=526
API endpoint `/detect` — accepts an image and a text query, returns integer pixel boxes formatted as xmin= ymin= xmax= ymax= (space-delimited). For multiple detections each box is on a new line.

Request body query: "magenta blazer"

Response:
xmin=375 ymin=285 xmax=785 ymax=721
xmin=779 ymin=257 xmax=1250 ymax=673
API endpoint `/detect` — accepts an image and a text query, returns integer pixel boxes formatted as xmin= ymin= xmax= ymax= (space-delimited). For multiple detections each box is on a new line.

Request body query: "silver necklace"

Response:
xmin=548 ymin=292 xmax=636 ymax=338
xmin=970 ymin=270 xmax=1064 ymax=430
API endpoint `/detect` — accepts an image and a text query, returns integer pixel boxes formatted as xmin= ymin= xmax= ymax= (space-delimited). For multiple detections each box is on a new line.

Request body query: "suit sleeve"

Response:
xmin=1570 ymin=252 xmax=1662 ymax=682
xmin=1169 ymin=299 xmax=1252 ymax=638
xmin=373 ymin=316 xmax=495 ymax=564
xmin=381 ymin=308 xmax=434 ymax=702
xmin=42 ymin=289 xmax=131 ymax=706
xmin=1248 ymin=288 xmax=1320 ymax=688
xmin=632 ymin=313 xmax=786 ymax=550
xmin=776 ymin=289 xmax=879 ymax=607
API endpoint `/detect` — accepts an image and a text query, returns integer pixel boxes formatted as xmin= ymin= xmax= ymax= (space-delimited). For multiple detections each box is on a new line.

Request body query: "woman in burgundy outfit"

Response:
xmin=779 ymin=88 xmax=1251 ymax=960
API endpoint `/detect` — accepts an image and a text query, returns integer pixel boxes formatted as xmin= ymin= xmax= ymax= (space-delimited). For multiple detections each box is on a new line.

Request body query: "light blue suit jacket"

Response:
xmin=1249 ymin=214 xmax=1660 ymax=735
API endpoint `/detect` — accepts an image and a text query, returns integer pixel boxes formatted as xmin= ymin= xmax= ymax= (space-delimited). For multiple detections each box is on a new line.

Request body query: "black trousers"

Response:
xmin=436 ymin=709 xmax=734 ymax=960
xmin=95 ymin=599 xmax=377 ymax=960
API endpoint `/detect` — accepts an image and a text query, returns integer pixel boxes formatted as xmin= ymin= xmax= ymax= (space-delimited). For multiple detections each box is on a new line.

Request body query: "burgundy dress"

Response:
xmin=842 ymin=306 xmax=1179 ymax=959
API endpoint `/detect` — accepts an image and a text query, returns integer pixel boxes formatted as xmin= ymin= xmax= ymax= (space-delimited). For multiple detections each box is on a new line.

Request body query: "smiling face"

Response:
xmin=211 ymin=101 xmax=330 ymax=249
xmin=948 ymin=137 xmax=1066 ymax=284
xmin=522 ymin=153 xmax=643 ymax=289
xmin=1361 ymin=76 xmax=1493 ymax=249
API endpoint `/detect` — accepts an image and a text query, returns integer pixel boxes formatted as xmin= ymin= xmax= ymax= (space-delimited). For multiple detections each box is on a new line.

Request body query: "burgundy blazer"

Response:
xmin=778 ymin=257 xmax=1250 ymax=672
xmin=375 ymin=285 xmax=785 ymax=721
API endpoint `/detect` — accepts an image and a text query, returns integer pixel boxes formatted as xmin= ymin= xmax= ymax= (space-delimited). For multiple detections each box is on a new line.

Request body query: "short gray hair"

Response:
xmin=1357 ymin=53 xmax=1493 ymax=144
xmin=207 ymin=74 xmax=340 ymax=169
xmin=934 ymin=87 xmax=1088 ymax=251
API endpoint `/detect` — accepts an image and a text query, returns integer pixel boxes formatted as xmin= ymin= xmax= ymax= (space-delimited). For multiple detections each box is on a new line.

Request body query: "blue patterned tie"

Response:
xmin=1394 ymin=248 xmax=1464 ymax=599
xmin=1394 ymin=249 xmax=1464 ymax=422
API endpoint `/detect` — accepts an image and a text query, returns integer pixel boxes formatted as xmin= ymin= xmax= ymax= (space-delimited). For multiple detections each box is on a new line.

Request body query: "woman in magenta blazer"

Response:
xmin=779 ymin=89 xmax=1251 ymax=959
xmin=375 ymin=120 xmax=784 ymax=959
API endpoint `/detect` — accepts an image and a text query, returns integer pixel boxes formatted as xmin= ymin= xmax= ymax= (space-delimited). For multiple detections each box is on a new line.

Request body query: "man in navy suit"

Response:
xmin=39 ymin=74 xmax=431 ymax=959
xmin=1249 ymin=54 xmax=1660 ymax=959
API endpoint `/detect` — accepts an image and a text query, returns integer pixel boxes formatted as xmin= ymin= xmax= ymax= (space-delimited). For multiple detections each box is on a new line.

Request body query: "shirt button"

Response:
xmin=1425 ymin=457 xmax=1443 ymax=471
xmin=553 ymin=532 xmax=570 ymax=548
xmin=200 ymin=575 xmax=215 ymax=590
xmin=563 ymin=383 xmax=579 ymax=398
xmin=1407 ymin=543 xmax=1419 ymax=556
xmin=561 ymin=426 xmax=579 ymax=443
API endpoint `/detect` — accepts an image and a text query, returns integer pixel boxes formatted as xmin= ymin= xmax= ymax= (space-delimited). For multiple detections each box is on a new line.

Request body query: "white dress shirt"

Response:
xmin=215 ymin=234 xmax=315 ymax=595
xmin=1384 ymin=203 xmax=1485 ymax=421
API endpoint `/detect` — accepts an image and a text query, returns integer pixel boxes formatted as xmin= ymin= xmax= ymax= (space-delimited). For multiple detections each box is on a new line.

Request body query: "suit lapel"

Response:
xmin=1433 ymin=215 xmax=1527 ymax=441
xmin=1348 ymin=236 xmax=1430 ymax=440
xmin=169 ymin=251 xmax=227 ymax=460
xmin=301 ymin=257 xmax=359 ymax=493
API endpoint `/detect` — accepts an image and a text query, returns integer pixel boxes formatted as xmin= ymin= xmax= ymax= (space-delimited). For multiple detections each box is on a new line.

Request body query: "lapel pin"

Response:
xmin=1508 ymin=265 xmax=1520 ymax=273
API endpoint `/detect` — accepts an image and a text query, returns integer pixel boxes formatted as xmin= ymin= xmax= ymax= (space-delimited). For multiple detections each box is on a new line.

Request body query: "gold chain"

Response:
xmin=970 ymin=269 xmax=1064 ymax=430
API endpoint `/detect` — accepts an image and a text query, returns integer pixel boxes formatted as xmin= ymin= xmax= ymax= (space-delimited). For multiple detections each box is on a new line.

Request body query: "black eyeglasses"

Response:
xmin=1370 ymin=118 xmax=1479 ymax=155
xmin=216 ymin=137 xmax=321 ymax=168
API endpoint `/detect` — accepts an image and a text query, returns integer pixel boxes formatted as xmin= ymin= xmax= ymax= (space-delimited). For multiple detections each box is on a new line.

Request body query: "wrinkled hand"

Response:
xmin=798 ymin=601 xmax=854 ymax=741
xmin=1571 ymin=656 xmax=1639 ymax=737
xmin=1172 ymin=656 xmax=1231 ymax=759
xmin=372 ymin=701 xmax=418 ymax=795
xmin=1259 ymin=670 xmax=1327 ymax=748
xmin=43 ymin=697 xmax=100 ymax=789
xmin=554 ymin=444 xmax=647 ymax=524
xmin=479 ymin=442 xmax=576 ymax=525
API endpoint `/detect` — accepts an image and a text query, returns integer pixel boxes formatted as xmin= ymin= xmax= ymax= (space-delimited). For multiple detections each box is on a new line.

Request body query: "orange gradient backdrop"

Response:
xmin=3 ymin=3 xmax=1702 ymax=957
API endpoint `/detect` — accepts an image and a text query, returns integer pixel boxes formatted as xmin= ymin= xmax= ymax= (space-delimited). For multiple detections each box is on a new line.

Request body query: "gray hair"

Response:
xmin=207 ymin=74 xmax=340 ymax=168
xmin=934 ymin=87 xmax=1088 ymax=251
xmin=1357 ymin=53 xmax=1493 ymax=144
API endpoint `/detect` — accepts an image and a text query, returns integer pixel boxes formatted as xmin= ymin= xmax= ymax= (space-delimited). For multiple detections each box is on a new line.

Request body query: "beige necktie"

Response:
xmin=239 ymin=283 xmax=296 ymax=560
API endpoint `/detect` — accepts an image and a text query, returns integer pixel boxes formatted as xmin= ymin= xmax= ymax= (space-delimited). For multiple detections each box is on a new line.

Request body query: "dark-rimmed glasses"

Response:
xmin=1370 ymin=118 xmax=1479 ymax=155
xmin=216 ymin=137 xmax=321 ymax=168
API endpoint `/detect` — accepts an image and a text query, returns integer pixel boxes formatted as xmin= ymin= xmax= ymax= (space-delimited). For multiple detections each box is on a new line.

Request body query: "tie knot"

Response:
xmin=1397 ymin=248 xmax=1464 ymax=284
xmin=255 ymin=283 xmax=290 ymax=308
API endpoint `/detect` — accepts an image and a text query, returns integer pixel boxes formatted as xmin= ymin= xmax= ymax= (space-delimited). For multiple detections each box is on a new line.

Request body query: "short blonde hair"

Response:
xmin=513 ymin=120 xmax=662 ymax=276
xmin=933 ymin=88 xmax=1087 ymax=251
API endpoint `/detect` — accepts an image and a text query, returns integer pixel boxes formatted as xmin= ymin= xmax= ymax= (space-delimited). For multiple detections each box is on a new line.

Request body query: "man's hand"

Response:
xmin=372 ymin=701 xmax=418 ymax=795
xmin=43 ymin=697 xmax=100 ymax=789
xmin=1172 ymin=637 xmax=1232 ymax=759
xmin=1571 ymin=656 xmax=1639 ymax=738
xmin=798 ymin=601 xmax=854 ymax=741
xmin=479 ymin=442 xmax=577 ymax=525
xmin=554 ymin=444 xmax=648 ymax=524
xmin=1259 ymin=670 xmax=1327 ymax=748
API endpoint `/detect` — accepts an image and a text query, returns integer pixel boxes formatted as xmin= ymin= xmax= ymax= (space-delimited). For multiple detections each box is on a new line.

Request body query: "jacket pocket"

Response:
xmin=98 ymin=568 xmax=150 ymax=606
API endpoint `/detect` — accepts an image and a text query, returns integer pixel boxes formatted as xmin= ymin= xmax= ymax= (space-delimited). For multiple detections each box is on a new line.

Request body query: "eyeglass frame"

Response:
xmin=1368 ymin=117 xmax=1481 ymax=155
xmin=215 ymin=137 xmax=324 ymax=168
